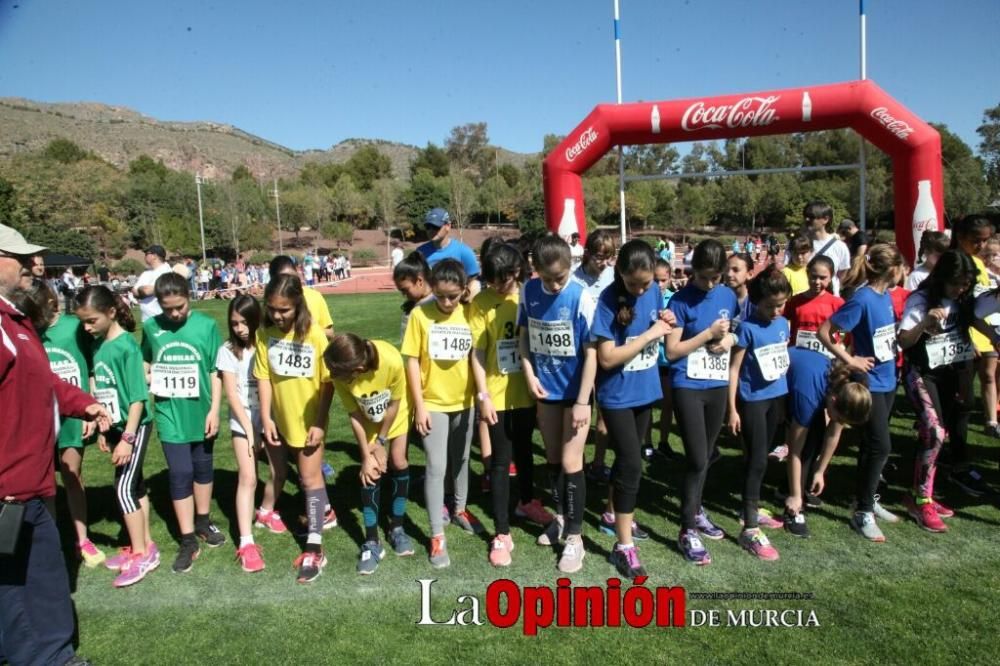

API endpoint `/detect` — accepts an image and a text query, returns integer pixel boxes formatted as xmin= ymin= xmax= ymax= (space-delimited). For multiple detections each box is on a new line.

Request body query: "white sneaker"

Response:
xmin=536 ymin=515 xmax=564 ymax=546
xmin=557 ymin=534 xmax=585 ymax=573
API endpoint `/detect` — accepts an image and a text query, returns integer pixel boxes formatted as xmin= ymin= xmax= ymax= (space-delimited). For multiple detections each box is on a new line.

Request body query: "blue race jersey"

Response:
xmin=828 ymin=285 xmax=897 ymax=393
xmin=786 ymin=347 xmax=830 ymax=427
xmin=735 ymin=314 xmax=791 ymax=402
xmin=667 ymin=283 xmax=738 ymax=390
xmin=518 ymin=278 xmax=596 ymax=401
xmin=592 ymin=284 xmax=663 ymax=409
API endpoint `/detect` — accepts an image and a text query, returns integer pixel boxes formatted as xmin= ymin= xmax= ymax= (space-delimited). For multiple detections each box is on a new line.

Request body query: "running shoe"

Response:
xmin=694 ymin=508 xmax=725 ymax=540
xmin=586 ymin=463 xmax=612 ymax=484
xmin=295 ymin=508 xmax=338 ymax=536
xmin=142 ymin=542 xmax=160 ymax=571
xmin=514 ymin=499 xmax=555 ymax=525
xmin=489 ymin=534 xmax=514 ymax=567
xmin=597 ymin=512 xmax=650 ymax=540
xmin=850 ymin=496 xmax=900 ymax=523
xmin=739 ymin=528 xmax=780 ymax=561
xmin=429 ymin=534 xmax=450 ymax=569
xmin=641 ymin=446 xmax=655 ymax=462
xmin=783 ymin=510 xmax=810 ymax=538
xmin=78 ymin=539 xmax=106 ymax=568
xmin=558 ymin=534 xmax=585 ymax=573
xmin=441 ymin=504 xmax=451 ymax=525
xmin=537 ymin=515 xmax=564 ymax=546
xmin=739 ymin=508 xmax=784 ymax=530
xmin=254 ymin=508 xmax=288 ymax=534
xmin=850 ymin=511 xmax=886 ymax=543
xmin=195 ymin=520 xmax=226 ymax=547
xmin=950 ymin=468 xmax=992 ymax=497
xmin=451 ymin=509 xmax=485 ymax=534
xmin=294 ymin=549 xmax=327 ymax=584
xmin=388 ymin=526 xmax=415 ymax=556
xmin=357 ymin=540 xmax=386 ymax=575
xmin=904 ymin=496 xmax=948 ymax=533
xmin=768 ymin=444 xmax=789 ymax=462
xmin=172 ymin=537 xmax=201 ymax=573
xmin=113 ymin=552 xmax=147 ymax=588
xmin=931 ymin=500 xmax=954 ymax=518
xmin=805 ymin=493 xmax=824 ymax=508
xmin=678 ymin=528 xmax=711 ymax=565
xmin=237 ymin=543 xmax=265 ymax=573
xmin=104 ymin=547 xmax=133 ymax=572
xmin=985 ymin=422 xmax=1000 ymax=439
xmin=609 ymin=544 xmax=646 ymax=579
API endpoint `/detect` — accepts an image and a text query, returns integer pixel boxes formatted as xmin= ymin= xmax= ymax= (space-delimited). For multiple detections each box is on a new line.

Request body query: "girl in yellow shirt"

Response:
xmin=401 ymin=259 xmax=477 ymax=568
xmin=253 ymin=274 xmax=334 ymax=584
xmin=324 ymin=334 xmax=413 ymax=575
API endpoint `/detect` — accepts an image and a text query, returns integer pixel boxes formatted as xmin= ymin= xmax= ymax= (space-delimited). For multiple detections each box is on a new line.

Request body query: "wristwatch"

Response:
xmin=121 ymin=431 xmax=136 ymax=445
xmin=477 ymin=391 xmax=489 ymax=402
xmin=376 ymin=435 xmax=388 ymax=447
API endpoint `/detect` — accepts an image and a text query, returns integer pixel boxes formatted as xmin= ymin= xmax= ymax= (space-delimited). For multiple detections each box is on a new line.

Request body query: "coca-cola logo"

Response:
xmin=565 ymin=127 xmax=598 ymax=163
xmin=870 ymin=107 xmax=914 ymax=141
xmin=681 ymin=96 xmax=780 ymax=132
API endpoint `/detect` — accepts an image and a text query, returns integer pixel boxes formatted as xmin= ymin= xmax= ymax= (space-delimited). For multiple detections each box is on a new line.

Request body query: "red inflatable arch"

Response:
xmin=543 ymin=79 xmax=942 ymax=265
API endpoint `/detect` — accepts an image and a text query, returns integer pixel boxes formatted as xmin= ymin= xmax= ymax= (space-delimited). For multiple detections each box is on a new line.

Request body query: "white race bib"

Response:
xmin=150 ymin=363 xmax=199 ymax=398
xmin=755 ymin=342 xmax=790 ymax=381
xmin=623 ymin=336 xmax=658 ymax=373
xmin=93 ymin=387 xmax=121 ymax=424
xmin=50 ymin=360 xmax=82 ymax=388
xmin=528 ymin=318 xmax=575 ymax=357
xmin=357 ymin=390 xmax=391 ymax=423
xmin=269 ymin=339 xmax=315 ymax=378
xmin=428 ymin=324 xmax=473 ymax=361
xmin=687 ymin=346 xmax=729 ymax=381
xmin=873 ymin=324 xmax=897 ymax=363
xmin=496 ymin=338 xmax=522 ymax=375
xmin=926 ymin=330 xmax=973 ymax=369
xmin=794 ymin=330 xmax=834 ymax=358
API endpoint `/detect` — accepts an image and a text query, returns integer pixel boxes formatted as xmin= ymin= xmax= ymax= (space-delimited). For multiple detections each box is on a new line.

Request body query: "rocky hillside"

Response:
xmin=0 ymin=97 xmax=535 ymax=181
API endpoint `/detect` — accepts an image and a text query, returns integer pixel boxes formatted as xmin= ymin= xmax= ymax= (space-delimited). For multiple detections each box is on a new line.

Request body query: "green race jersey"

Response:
xmin=93 ymin=332 xmax=151 ymax=430
xmin=141 ymin=311 xmax=221 ymax=443
xmin=42 ymin=314 xmax=93 ymax=447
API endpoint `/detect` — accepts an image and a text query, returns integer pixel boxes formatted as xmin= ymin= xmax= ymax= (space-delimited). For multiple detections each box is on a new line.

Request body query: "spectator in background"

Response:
xmin=97 ymin=260 xmax=110 ymax=284
xmin=391 ymin=241 xmax=405 ymax=268
xmin=416 ymin=207 xmax=481 ymax=297
xmin=133 ymin=244 xmax=172 ymax=322
xmin=838 ymin=219 xmax=869 ymax=259
xmin=802 ymin=202 xmax=852 ymax=296
xmin=569 ymin=232 xmax=584 ymax=270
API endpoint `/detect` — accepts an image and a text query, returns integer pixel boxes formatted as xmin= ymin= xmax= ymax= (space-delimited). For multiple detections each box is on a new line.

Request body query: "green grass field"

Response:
xmin=60 ymin=293 xmax=1000 ymax=665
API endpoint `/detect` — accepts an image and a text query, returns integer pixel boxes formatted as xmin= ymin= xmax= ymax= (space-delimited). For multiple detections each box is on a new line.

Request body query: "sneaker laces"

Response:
xmin=623 ymin=546 xmax=641 ymax=569
xmin=684 ymin=531 xmax=705 ymax=551
xmin=431 ymin=536 xmax=446 ymax=556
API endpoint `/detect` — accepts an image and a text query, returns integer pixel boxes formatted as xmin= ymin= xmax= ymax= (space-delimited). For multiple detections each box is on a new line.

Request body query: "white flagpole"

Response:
xmin=858 ymin=0 xmax=868 ymax=233
xmin=614 ymin=0 xmax=627 ymax=244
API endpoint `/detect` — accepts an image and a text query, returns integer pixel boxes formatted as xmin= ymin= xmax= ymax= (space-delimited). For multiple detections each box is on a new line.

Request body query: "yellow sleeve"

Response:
xmin=387 ymin=348 xmax=406 ymax=401
xmin=314 ymin=328 xmax=331 ymax=384
xmin=252 ymin=330 xmax=270 ymax=381
xmin=469 ymin=298 xmax=488 ymax=351
xmin=306 ymin=288 xmax=333 ymax=330
xmin=400 ymin=307 xmax=424 ymax=358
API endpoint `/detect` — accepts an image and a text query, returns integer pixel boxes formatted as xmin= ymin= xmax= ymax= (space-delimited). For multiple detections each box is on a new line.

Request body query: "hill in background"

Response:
xmin=0 ymin=97 xmax=536 ymax=180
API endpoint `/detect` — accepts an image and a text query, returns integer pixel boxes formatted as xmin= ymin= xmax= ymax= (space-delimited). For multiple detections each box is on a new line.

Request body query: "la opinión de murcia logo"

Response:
xmin=681 ymin=96 xmax=780 ymax=132
xmin=870 ymin=107 xmax=914 ymax=141
xmin=565 ymin=127 xmax=599 ymax=163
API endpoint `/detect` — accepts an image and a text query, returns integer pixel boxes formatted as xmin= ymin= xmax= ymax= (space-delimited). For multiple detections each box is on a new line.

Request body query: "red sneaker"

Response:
xmin=931 ymin=500 xmax=954 ymax=518
xmin=237 ymin=543 xmax=265 ymax=573
xmin=254 ymin=508 xmax=288 ymax=534
xmin=905 ymin=496 xmax=948 ymax=533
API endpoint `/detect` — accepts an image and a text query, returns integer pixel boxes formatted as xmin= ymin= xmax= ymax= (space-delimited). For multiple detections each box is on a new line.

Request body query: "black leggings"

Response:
xmin=489 ymin=407 xmax=537 ymax=534
xmin=856 ymin=390 xmax=895 ymax=512
xmin=602 ymin=404 xmax=653 ymax=515
xmin=673 ymin=386 xmax=728 ymax=530
xmin=738 ymin=397 xmax=783 ymax=528
xmin=112 ymin=424 xmax=152 ymax=515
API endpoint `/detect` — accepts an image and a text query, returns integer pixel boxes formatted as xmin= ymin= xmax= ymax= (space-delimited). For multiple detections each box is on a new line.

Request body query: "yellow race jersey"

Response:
xmin=303 ymin=286 xmax=333 ymax=331
xmin=971 ymin=255 xmax=992 ymax=353
xmin=469 ymin=288 xmax=533 ymax=411
xmin=334 ymin=339 xmax=411 ymax=442
xmin=400 ymin=301 xmax=474 ymax=412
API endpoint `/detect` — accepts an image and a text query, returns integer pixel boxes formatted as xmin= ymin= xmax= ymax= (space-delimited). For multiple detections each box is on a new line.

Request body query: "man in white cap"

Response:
xmin=133 ymin=244 xmax=172 ymax=322
xmin=0 ymin=223 xmax=109 ymax=666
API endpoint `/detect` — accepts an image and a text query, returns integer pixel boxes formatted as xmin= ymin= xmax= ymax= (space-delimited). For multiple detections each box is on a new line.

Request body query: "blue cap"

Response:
xmin=424 ymin=208 xmax=451 ymax=229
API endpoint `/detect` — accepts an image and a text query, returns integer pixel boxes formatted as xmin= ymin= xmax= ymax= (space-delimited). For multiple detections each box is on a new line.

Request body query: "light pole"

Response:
xmin=271 ymin=179 xmax=284 ymax=255
xmin=195 ymin=174 xmax=207 ymax=264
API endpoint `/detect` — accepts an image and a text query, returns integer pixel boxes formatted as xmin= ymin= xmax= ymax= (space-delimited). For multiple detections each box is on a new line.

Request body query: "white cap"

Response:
xmin=0 ymin=223 xmax=46 ymax=255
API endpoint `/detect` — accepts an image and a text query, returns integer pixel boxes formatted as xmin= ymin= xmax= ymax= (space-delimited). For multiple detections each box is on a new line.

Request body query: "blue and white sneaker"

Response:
xmin=356 ymin=540 xmax=386 ymax=575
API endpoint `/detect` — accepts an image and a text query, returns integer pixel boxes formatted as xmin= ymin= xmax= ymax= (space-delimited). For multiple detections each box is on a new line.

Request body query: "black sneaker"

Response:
xmin=172 ymin=537 xmax=201 ymax=573
xmin=805 ymin=493 xmax=823 ymax=508
xmin=783 ymin=510 xmax=810 ymax=538
xmin=195 ymin=520 xmax=226 ymax=547
xmin=608 ymin=545 xmax=647 ymax=580
xmin=641 ymin=446 xmax=655 ymax=462
xmin=655 ymin=446 xmax=683 ymax=461
xmin=950 ymin=468 xmax=992 ymax=497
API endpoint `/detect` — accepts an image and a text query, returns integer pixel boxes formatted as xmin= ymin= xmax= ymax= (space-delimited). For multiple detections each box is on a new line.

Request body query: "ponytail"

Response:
xmin=841 ymin=243 xmax=902 ymax=292
xmin=826 ymin=359 xmax=871 ymax=426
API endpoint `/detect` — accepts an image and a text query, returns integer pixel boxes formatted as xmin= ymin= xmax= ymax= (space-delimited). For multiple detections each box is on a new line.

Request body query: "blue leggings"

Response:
xmin=161 ymin=440 xmax=216 ymax=501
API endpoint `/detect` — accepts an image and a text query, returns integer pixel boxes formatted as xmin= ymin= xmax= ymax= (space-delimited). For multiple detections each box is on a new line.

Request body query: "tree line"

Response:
xmin=1 ymin=104 xmax=996 ymax=261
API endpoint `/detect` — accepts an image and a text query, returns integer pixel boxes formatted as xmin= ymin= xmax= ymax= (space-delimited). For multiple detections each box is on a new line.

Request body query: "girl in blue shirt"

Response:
xmin=727 ymin=266 xmax=791 ymax=561
xmin=818 ymin=243 xmax=904 ymax=542
xmin=518 ymin=235 xmax=597 ymax=574
xmin=665 ymin=240 xmax=738 ymax=565
xmin=592 ymin=241 xmax=673 ymax=579
xmin=645 ymin=258 xmax=680 ymax=460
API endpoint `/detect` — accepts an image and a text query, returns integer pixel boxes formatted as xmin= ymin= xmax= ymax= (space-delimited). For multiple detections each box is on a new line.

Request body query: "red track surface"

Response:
xmin=314 ymin=266 xmax=398 ymax=296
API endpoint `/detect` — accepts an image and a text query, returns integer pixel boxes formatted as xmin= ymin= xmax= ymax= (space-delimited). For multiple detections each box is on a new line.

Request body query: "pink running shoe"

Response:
xmin=739 ymin=528 xmax=780 ymax=561
xmin=255 ymin=508 xmax=288 ymax=534
xmin=904 ymin=496 xmax=948 ymax=533
xmin=514 ymin=499 xmax=555 ymax=526
xmin=931 ymin=500 xmax=954 ymax=518
xmin=489 ymin=534 xmax=514 ymax=567
xmin=78 ymin=539 xmax=106 ymax=568
xmin=104 ymin=547 xmax=133 ymax=571
xmin=237 ymin=543 xmax=265 ymax=573
xmin=740 ymin=508 xmax=784 ymax=530
xmin=113 ymin=552 xmax=148 ymax=588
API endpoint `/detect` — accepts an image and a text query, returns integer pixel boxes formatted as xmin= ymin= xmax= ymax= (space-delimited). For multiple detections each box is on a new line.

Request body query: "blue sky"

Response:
xmin=0 ymin=0 xmax=996 ymax=156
